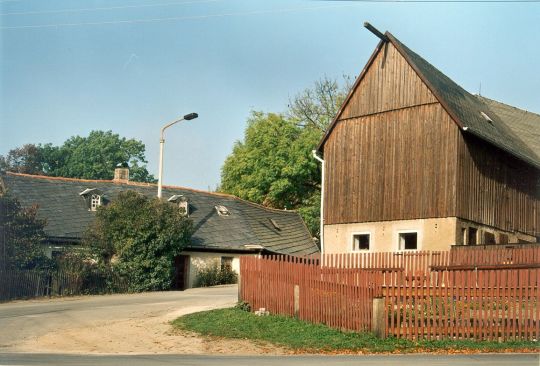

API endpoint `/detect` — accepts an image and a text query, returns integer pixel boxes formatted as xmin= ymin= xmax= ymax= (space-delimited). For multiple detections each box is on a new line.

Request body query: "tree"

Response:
xmin=0 ymin=194 xmax=53 ymax=270
xmin=0 ymin=131 xmax=156 ymax=183
xmin=220 ymin=76 xmax=350 ymax=237
xmin=288 ymin=75 xmax=352 ymax=132
xmin=84 ymin=191 xmax=193 ymax=292
xmin=0 ymin=144 xmax=46 ymax=175
xmin=221 ymin=112 xmax=320 ymax=207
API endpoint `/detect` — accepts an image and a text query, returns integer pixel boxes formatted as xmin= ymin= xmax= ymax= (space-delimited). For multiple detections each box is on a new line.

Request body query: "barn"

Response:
xmin=315 ymin=24 xmax=539 ymax=253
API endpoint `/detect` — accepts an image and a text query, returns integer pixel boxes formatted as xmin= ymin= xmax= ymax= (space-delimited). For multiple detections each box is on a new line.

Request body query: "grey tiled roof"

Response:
xmin=477 ymin=96 xmax=540 ymax=159
xmin=387 ymin=32 xmax=540 ymax=168
xmin=1 ymin=173 xmax=319 ymax=256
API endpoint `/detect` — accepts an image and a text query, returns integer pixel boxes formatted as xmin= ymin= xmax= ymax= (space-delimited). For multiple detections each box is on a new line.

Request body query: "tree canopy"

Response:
xmin=84 ymin=191 xmax=193 ymax=292
xmin=0 ymin=131 xmax=155 ymax=183
xmin=220 ymin=76 xmax=350 ymax=237
xmin=0 ymin=194 xmax=53 ymax=270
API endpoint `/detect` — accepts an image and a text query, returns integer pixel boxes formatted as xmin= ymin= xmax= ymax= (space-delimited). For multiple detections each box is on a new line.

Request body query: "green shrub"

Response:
xmin=235 ymin=301 xmax=251 ymax=312
xmin=196 ymin=265 xmax=238 ymax=287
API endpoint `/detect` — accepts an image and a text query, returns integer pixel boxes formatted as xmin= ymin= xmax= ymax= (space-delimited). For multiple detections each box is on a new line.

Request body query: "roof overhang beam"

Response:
xmin=364 ymin=22 xmax=389 ymax=42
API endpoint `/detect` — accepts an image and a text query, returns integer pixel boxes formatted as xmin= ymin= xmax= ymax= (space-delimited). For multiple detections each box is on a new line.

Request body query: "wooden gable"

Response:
xmin=338 ymin=41 xmax=437 ymax=121
xmin=322 ymin=41 xmax=460 ymax=225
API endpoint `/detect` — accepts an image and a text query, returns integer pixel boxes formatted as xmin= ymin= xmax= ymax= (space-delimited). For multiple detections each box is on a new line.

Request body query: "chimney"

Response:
xmin=113 ymin=162 xmax=129 ymax=183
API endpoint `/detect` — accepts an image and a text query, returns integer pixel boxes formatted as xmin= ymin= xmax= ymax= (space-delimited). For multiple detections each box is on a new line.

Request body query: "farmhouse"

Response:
xmin=0 ymin=167 xmax=318 ymax=289
xmin=316 ymin=26 xmax=540 ymax=253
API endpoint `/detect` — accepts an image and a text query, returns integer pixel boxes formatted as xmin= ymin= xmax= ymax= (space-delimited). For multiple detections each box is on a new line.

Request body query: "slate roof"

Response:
xmin=1 ymin=172 xmax=319 ymax=256
xmin=318 ymin=31 xmax=540 ymax=169
xmin=477 ymin=96 xmax=540 ymax=159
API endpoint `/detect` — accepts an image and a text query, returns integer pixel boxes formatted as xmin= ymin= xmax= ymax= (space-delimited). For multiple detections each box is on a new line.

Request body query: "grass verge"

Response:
xmin=171 ymin=307 xmax=539 ymax=354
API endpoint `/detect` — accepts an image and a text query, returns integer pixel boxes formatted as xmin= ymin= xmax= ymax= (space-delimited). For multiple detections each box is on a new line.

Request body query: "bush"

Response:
xmin=196 ymin=265 xmax=238 ymax=287
xmin=235 ymin=301 xmax=251 ymax=312
xmin=0 ymin=194 xmax=54 ymax=271
xmin=84 ymin=190 xmax=193 ymax=292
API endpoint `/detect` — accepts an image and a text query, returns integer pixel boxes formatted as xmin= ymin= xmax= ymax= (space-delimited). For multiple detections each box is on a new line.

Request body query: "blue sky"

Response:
xmin=1 ymin=0 xmax=539 ymax=190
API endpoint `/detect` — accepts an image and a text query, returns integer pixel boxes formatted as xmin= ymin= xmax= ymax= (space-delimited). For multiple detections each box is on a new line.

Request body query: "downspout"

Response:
xmin=312 ymin=150 xmax=325 ymax=257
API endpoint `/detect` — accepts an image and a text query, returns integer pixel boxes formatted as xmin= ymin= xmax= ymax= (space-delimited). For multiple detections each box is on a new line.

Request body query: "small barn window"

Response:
xmin=468 ymin=228 xmax=477 ymax=245
xmin=352 ymin=233 xmax=370 ymax=251
xmin=483 ymin=231 xmax=496 ymax=245
xmin=90 ymin=194 xmax=101 ymax=211
xmin=215 ymin=205 xmax=230 ymax=216
xmin=399 ymin=232 xmax=417 ymax=250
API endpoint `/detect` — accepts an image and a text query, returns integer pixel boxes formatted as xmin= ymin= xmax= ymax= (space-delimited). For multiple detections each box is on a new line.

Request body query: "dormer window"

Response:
xmin=168 ymin=195 xmax=189 ymax=217
xmin=79 ymin=188 xmax=103 ymax=211
xmin=90 ymin=194 xmax=101 ymax=211
xmin=215 ymin=205 xmax=230 ymax=216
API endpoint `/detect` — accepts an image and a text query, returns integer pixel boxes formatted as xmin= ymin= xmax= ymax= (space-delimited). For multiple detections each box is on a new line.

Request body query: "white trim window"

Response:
xmin=90 ymin=194 xmax=102 ymax=211
xmin=351 ymin=232 xmax=371 ymax=251
xmin=398 ymin=231 xmax=418 ymax=251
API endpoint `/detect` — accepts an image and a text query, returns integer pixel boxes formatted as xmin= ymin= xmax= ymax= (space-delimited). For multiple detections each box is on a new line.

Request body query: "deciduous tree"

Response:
xmin=84 ymin=191 xmax=193 ymax=292
xmin=0 ymin=131 xmax=155 ymax=183
xmin=220 ymin=77 xmax=350 ymax=237
xmin=0 ymin=194 xmax=53 ymax=270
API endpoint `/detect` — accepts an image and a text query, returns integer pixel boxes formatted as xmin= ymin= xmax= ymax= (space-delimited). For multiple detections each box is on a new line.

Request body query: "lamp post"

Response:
xmin=157 ymin=112 xmax=198 ymax=198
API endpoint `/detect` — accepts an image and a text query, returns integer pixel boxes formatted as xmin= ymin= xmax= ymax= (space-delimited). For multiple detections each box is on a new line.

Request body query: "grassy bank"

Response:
xmin=171 ymin=307 xmax=539 ymax=354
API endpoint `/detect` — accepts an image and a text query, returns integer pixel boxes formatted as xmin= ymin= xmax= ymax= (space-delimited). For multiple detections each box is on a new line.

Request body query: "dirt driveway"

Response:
xmin=0 ymin=285 xmax=285 ymax=355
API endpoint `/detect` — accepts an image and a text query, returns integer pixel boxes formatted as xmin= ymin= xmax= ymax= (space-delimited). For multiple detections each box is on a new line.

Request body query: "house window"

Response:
xmin=499 ymin=233 xmax=509 ymax=245
xmin=399 ymin=232 xmax=418 ymax=250
xmin=90 ymin=194 xmax=101 ymax=211
xmin=468 ymin=227 xmax=477 ymax=245
xmin=221 ymin=257 xmax=233 ymax=271
xmin=352 ymin=234 xmax=370 ymax=251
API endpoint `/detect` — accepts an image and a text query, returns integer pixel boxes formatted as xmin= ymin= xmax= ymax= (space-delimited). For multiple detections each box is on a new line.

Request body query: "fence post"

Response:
xmin=372 ymin=297 xmax=386 ymax=338
xmin=294 ymin=284 xmax=300 ymax=318
xmin=237 ymin=269 xmax=242 ymax=302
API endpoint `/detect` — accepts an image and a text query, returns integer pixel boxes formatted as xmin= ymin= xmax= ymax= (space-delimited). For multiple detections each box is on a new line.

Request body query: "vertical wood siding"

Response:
xmin=324 ymin=104 xmax=459 ymax=225
xmin=456 ymin=134 xmax=540 ymax=236
xmin=339 ymin=42 xmax=437 ymax=119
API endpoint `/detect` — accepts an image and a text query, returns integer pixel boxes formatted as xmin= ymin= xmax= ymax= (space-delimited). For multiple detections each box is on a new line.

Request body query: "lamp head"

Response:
xmin=184 ymin=112 xmax=198 ymax=121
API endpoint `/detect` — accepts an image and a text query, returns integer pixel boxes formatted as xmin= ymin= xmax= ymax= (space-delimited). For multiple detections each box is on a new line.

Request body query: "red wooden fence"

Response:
xmin=240 ymin=246 xmax=540 ymax=341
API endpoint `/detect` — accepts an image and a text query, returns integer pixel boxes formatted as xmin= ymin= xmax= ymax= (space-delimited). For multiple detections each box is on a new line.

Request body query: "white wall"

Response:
xmin=181 ymin=251 xmax=252 ymax=289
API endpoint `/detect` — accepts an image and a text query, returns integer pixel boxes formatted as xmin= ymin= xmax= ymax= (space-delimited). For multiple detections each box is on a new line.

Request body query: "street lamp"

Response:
xmin=157 ymin=112 xmax=198 ymax=198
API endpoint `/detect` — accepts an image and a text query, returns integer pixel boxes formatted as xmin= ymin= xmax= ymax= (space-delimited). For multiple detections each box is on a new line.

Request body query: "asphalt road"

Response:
xmin=0 ymin=353 xmax=538 ymax=366
xmin=1 ymin=287 xmax=538 ymax=365
xmin=0 ymin=285 xmax=238 ymax=353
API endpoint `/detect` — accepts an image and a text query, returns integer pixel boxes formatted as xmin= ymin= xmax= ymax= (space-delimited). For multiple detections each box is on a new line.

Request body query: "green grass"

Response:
xmin=171 ymin=307 xmax=539 ymax=354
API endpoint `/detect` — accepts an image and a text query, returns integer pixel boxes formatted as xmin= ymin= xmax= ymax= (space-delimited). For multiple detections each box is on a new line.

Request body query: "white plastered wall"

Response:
xmin=181 ymin=251 xmax=256 ymax=289
xmin=324 ymin=217 xmax=537 ymax=254
xmin=323 ymin=217 xmax=459 ymax=253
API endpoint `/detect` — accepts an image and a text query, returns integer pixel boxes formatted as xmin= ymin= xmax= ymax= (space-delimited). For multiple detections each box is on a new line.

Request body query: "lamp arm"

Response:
xmin=160 ymin=117 xmax=185 ymax=141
